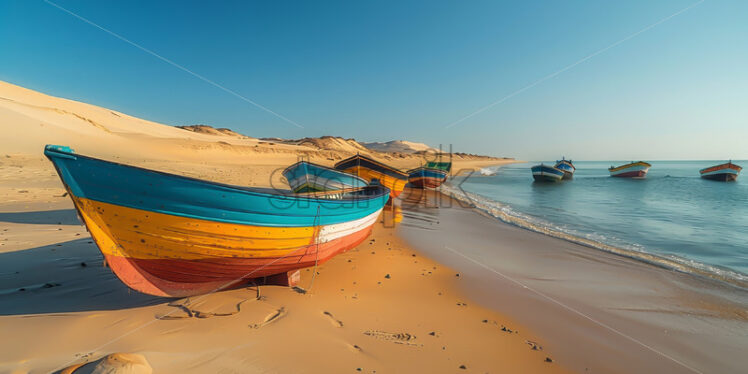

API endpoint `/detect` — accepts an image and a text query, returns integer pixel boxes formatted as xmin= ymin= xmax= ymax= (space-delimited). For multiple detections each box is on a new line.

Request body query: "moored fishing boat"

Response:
xmin=334 ymin=154 xmax=408 ymax=198
xmin=407 ymin=166 xmax=449 ymax=188
xmin=531 ymin=163 xmax=564 ymax=182
xmin=426 ymin=160 xmax=452 ymax=173
xmin=609 ymin=161 xmax=651 ymax=178
xmin=699 ymin=161 xmax=742 ymax=181
xmin=44 ymin=145 xmax=390 ymax=297
xmin=554 ymin=157 xmax=575 ymax=180
xmin=283 ymin=160 xmax=368 ymax=193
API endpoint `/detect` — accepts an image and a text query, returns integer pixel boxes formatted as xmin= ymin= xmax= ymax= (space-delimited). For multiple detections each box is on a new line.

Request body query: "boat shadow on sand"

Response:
xmin=0 ymin=238 xmax=166 ymax=315
xmin=0 ymin=209 xmax=81 ymax=225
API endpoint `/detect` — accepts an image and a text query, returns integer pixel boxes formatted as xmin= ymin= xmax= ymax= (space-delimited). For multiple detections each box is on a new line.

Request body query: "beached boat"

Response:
xmin=283 ymin=161 xmax=368 ymax=193
xmin=44 ymin=145 xmax=390 ymax=297
xmin=531 ymin=164 xmax=564 ymax=182
xmin=699 ymin=161 xmax=742 ymax=181
xmin=426 ymin=161 xmax=452 ymax=173
xmin=554 ymin=157 xmax=575 ymax=180
xmin=609 ymin=161 xmax=651 ymax=178
xmin=334 ymin=154 xmax=408 ymax=198
xmin=407 ymin=166 xmax=449 ymax=189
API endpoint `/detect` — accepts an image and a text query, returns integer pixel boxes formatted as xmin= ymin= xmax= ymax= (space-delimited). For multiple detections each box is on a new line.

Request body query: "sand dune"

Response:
xmin=361 ymin=140 xmax=438 ymax=154
xmin=0 ymin=80 xmax=509 ymax=180
xmin=176 ymin=125 xmax=254 ymax=139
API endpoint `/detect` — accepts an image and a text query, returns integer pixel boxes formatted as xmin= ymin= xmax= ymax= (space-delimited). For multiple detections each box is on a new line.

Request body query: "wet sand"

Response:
xmin=397 ymin=188 xmax=748 ymax=374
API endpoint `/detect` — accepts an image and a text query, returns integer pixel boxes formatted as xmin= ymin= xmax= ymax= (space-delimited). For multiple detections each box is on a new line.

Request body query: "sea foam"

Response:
xmin=441 ymin=182 xmax=748 ymax=290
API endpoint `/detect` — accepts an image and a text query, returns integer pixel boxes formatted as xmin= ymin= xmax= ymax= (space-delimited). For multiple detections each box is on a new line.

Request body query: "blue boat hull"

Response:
xmin=531 ymin=164 xmax=564 ymax=182
xmin=554 ymin=160 xmax=575 ymax=180
xmin=44 ymin=145 xmax=389 ymax=227
xmin=407 ymin=167 xmax=448 ymax=188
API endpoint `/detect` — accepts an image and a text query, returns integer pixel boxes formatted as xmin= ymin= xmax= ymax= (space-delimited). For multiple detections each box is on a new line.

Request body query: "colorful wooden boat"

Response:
xmin=407 ymin=166 xmax=449 ymax=189
xmin=44 ymin=145 xmax=390 ymax=297
xmin=426 ymin=161 xmax=452 ymax=173
xmin=283 ymin=161 xmax=368 ymax=193
xmin=334 ymin=154 xmax=408 ymax=198
xmin=699 ymin=161 xmax=742 ymax=181
xmin=531 ymin=164 xmax=564 ymax=182
xmin=609 ymin=161 xmax=651 ymax=178
xmin=554 ymin=157 xmax=575 ymax=180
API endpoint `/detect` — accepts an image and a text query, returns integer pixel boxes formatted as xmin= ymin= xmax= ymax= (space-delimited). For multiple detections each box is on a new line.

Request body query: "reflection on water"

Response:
xmin=395 ymin=187 xmax=449 ymax=230
xmin=382 ymin=201 xmax=403 ymax=226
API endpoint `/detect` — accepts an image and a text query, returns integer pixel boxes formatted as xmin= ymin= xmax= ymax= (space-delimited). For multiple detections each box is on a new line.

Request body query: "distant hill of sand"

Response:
xmin=176 ymin=125 xmax=254 ymax=139
xmin=361 ymin=140 xmax=438 ymax=154
xmin=0 ymin=80 xmax=512 ymax=187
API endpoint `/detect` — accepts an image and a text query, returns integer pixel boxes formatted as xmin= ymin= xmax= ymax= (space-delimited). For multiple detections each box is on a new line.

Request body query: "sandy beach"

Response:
xmin=2 ymin=80 xmax=746 ymax=373
xmin=0 ymin=192 xmax=569 ymax=373
xmin=0 ymin=81 xmax=554 ymax=373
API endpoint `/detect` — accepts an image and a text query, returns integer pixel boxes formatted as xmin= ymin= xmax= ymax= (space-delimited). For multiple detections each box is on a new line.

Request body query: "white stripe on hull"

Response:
xmin=609 ymin=165 xmax=650 ymax=177
xmin=533 ymin=174 xmax=563 ymax=181
xmin=700 ymin=168 xmax=739 ymax=177
xmin=532 ymin=171 xmax=563 ymax=178
xmin=318 ymin=209 xmax=382 ymax=243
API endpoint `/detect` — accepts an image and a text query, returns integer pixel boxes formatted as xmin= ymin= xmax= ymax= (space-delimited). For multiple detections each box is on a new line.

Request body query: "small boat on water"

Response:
xmin=531 ymin=164 xmax=564 ymax=182
xmin=700 ymin=161 xmax=742 ymax=181
xmin=554 ymin=157 xmax=575 ymax=180
xmin=45 ymin=145 xmax=390 ymax=297
xmin=334 ymin=154 xmax=409 ymax=198
xmin=407 ymin=166 xmax=448 ymax=188
xmin=609 ymin=161 xmax=651 ymax=178
xmin=283 ymin=161 xmax=368 ymax=193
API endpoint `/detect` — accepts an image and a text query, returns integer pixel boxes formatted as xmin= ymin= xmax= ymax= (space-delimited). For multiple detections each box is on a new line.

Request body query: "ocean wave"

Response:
xmin=478 ymin=167 xmax=498 ymax=176
xmin=441 ymin=183 xmax=748 ymax=289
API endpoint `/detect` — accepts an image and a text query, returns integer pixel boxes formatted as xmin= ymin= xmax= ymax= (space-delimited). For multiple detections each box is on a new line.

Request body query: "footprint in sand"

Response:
xmin=363 ymin=330 xmax=421 ymax=346
xmin=323 ymin=311 xmax=344 ymax=327
xmin=249 ymin=307 xmax=286 ymax=329
xmin=156 ymin=299 xmax=248 ymax=320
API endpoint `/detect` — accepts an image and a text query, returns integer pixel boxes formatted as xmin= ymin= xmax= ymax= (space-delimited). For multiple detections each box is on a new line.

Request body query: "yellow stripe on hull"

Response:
xmin=608 ymin=161 xmax=652 ymax=172
xmin=73 ymin=197 xmax=319 ymax=260
xmin=340 ymin=166 xmax=407 ymax=197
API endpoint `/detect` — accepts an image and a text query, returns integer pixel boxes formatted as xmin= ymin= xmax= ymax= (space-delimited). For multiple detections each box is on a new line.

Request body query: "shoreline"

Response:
xmin=442 ymin=179 xmax=748 ymax=290
xmin=2 ymin=149 xmax=745 ymax=373
xmin=396 ymin=188 xmax=748 ymax=374
xmin=2 ymin=155 xmax=745 ymax=373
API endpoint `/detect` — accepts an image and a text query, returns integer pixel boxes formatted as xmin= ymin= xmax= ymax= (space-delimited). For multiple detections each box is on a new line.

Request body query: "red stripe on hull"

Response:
xmin=611 ymin=170 xmax=647 ymax=178
xmin=700 ymin=163 xmax=742 ymax=174
xmin=104 ymin=225 xmax=374 ymax=297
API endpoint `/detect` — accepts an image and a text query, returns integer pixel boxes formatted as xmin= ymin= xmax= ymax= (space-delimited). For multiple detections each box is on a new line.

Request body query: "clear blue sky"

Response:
xmin=1 ymin=0 xmax=746 ymax=160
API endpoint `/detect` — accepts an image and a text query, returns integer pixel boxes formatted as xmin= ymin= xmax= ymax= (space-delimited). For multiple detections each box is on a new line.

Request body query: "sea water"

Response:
xmin=445 ymin=160 xmax=748 ymax=287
